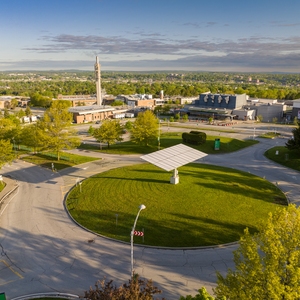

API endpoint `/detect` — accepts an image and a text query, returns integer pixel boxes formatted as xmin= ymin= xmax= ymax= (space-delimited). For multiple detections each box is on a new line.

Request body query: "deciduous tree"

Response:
xmin=214 ymin=205 xmax=300 ymax=300
xmin=0 ymin=139 xmax=15 ymax=169
xmin=84 ymin=274 xmax=164 ymax=300
xmin=20 ymin=124 xmax=47 ymax=153
xmin=39 ymin=101 xmax=80 ymax=160
xmin=93 ymin=119 xmax=123 ymax=148
xmin=180 ymin=287 xmax=219 ymax=300
xmin=130 ymin=110 xmax=158 ymax=146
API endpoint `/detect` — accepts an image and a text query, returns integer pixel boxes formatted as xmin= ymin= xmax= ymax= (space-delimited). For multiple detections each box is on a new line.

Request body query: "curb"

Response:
xmin=0 ymin=176 xmax=19 ymax=204
xmin=11 ymin=292 xmax=80 ymax=300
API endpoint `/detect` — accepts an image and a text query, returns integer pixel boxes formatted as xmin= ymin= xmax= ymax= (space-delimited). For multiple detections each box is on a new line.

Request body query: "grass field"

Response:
xmin=265 ymin=146 xmax=300 ymax=172
xmin=66 ymin=163 xmax=286 ymax=247
xmin=79 ymin=132 xmax=259 ymax=155
xmin=22 ymin=152 xmax=100 ymax=170
xmin=0 ymin=181 xmax=6 ymax=193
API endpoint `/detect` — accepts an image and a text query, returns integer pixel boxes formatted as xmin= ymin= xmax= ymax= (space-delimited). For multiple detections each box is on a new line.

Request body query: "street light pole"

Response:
xmin=131 ymin=204 xmax=146 ymax=278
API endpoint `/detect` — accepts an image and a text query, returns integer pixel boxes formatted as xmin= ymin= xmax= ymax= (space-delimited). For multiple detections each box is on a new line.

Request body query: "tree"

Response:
xmin=180 ymin=287 xmax=219 ymax=300
xmin=130 ymin=110 xmax=158 ymax=146
xmin=84 ymin=274 xmax=164 ymax=300
xmin=88 ymin=125 xmax=95 ymax=136
xmin=93 ymin=119 xmax=123 ymax=148
xmin=10 ymin=98 xmax=18 ymax=109
xmin=0 ymin=117 xmax=22 ymax=150
xmin=17 ymin=109 xmax=26 ymax=119
xmin=39 ymin=101 xmax=80 ymax=160
xmin=111 ymin=100 xmax=124 ymax=106
xmin=256 ymin=115 xmax=263 ymax=122
xmin=286 ymin=121 xmax=300 ymax=151
xmin=25 ymin=106 xmax=31 ymax=117
xmin=30 ymin=92 xmax=52 ymax=107
xmin=214 ymin=205 xmax=300 ymax=300
xmin=124 ymin=120 xmax=133 ymax=131
xmin=0 ymin=139 xmax=15 ymax=169
xmin=174 ymin=113 xmax=180 ymax=120
xmin=20 ymin=124 xmax=46 ymax=153
xmin=3 ymin=108 xmax=10 ymax=118
xmin=182 ymin=114 xmax=189 ymax=122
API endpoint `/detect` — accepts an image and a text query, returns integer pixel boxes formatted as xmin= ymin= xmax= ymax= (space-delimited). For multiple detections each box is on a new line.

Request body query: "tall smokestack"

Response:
xmin=160 ymin=90 xmax=164 ymax=99
xmin=95 ymin=56 xmax=102 ymax=106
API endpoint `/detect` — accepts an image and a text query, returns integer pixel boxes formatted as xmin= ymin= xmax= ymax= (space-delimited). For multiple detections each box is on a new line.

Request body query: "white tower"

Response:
xmin=94 ymin=56 xmax=102 ymax=106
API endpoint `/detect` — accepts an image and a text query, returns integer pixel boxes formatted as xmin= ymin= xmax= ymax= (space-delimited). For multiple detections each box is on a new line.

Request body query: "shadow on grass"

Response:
xmin=67 ymin=208 xmax=256 ymax=247
xmin=66 ymin=163 xmax=286 ymax=247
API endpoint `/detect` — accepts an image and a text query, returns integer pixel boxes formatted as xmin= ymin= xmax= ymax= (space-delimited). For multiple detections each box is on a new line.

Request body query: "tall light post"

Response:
xmin=131 ymin=204 xmax=146 ymax=278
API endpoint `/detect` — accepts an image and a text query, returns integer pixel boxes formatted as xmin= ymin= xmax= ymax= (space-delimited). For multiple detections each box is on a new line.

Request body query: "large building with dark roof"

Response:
xmin=187 ymin=92 xmax=247 ymax=120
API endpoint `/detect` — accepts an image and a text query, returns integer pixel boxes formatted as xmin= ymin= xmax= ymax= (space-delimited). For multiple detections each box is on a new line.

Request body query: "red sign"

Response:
xmin=134 ymin=230 xmax=144 ymax=237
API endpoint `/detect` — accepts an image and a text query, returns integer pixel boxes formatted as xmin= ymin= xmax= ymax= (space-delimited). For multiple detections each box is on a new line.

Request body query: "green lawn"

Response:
xmin=22 ymin=151 xmax=100 ymax=170
xmin=66 ymin=163 xmax=286 ymax=247
xmin=0 ymin=182 xmax=6 ymax=193
xmin=259 ymin=132 xmax=281 ymax=139
xmin=162 ymin=122 xmax=237 ymax=133
xmin=79 ymin=132 xmax=258 ymax=155
xmin=265 ymin=146 xmax=300 ymax=172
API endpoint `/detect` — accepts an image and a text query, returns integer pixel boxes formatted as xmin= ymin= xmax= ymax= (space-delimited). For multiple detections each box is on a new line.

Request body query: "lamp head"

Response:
xmin=139 ymin=204 xmax=146 ymax=210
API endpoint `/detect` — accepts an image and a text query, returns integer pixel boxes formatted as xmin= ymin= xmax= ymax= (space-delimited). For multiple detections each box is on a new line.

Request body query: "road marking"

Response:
xmin=0 ymin=279 xmax=18 ymax=286
xmin=1 ymin=260 xmax=23 ymax=279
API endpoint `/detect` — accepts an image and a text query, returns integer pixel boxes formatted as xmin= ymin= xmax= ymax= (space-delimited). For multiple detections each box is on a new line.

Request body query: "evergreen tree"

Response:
xmin=286 ymin=121 xmax=300 ymax=151
xmin=25 ymin=106 xmax=31 ymax=117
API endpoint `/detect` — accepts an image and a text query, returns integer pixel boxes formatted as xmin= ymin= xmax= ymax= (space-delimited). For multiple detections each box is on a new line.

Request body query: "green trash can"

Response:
xmin=0 ymin=293 xmax=6 ymax=300
xmin=214 ymin=138 xmax=220 ymax=150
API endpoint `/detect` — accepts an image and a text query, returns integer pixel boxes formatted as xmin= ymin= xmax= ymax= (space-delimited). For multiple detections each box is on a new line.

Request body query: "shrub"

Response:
xmin=182 ymin=131 xmax=207 ymax=145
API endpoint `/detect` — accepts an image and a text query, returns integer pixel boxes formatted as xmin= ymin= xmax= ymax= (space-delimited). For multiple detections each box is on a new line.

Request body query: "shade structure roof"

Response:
xmin=140 ymin=144 xmax=207 ymax=172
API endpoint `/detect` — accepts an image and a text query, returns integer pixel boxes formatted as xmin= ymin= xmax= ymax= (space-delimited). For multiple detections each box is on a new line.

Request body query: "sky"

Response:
xmin=1 ymin=0 xmax=300 ymax=72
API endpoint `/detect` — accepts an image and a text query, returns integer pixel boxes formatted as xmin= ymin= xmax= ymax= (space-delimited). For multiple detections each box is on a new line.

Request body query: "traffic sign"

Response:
xmin=134 ymin=230 xmax=144 ymax=237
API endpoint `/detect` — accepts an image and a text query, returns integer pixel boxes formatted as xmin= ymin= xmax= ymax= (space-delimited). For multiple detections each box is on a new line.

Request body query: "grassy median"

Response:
xmin=22 ymin=151 xmax=100 ymax=170
xmin=66 ymin=163 xmax=286 ymax=247
xmin=265 ymin=146 xmax=300 ymax=172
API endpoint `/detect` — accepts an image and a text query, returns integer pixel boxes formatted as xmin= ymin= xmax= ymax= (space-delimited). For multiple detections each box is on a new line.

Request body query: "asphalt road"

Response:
xmin=0 ymin=126 xmax=299 ymax=299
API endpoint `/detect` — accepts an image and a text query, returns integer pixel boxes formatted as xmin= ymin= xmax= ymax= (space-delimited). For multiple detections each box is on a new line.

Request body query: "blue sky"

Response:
xmin=1 ymin=0 xmax=300 ymax=72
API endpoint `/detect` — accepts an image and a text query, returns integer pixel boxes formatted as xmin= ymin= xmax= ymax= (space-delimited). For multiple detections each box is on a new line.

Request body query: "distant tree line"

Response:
xmin=1 ymin=72 xmax=300 ymax=106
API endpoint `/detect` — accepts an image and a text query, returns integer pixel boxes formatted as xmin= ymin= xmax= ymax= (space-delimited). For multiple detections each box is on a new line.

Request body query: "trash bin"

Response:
xmin=214 ymin=138 xmax=220 ymax=150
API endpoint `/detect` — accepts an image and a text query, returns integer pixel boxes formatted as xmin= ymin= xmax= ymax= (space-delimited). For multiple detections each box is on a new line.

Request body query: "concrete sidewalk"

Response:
xmin=0 ymin=176 xmax=18 ymax=202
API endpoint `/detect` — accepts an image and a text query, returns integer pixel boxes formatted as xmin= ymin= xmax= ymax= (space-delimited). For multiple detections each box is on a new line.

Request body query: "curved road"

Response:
xmin=0 ymin=129 xmax=300 ymax=299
